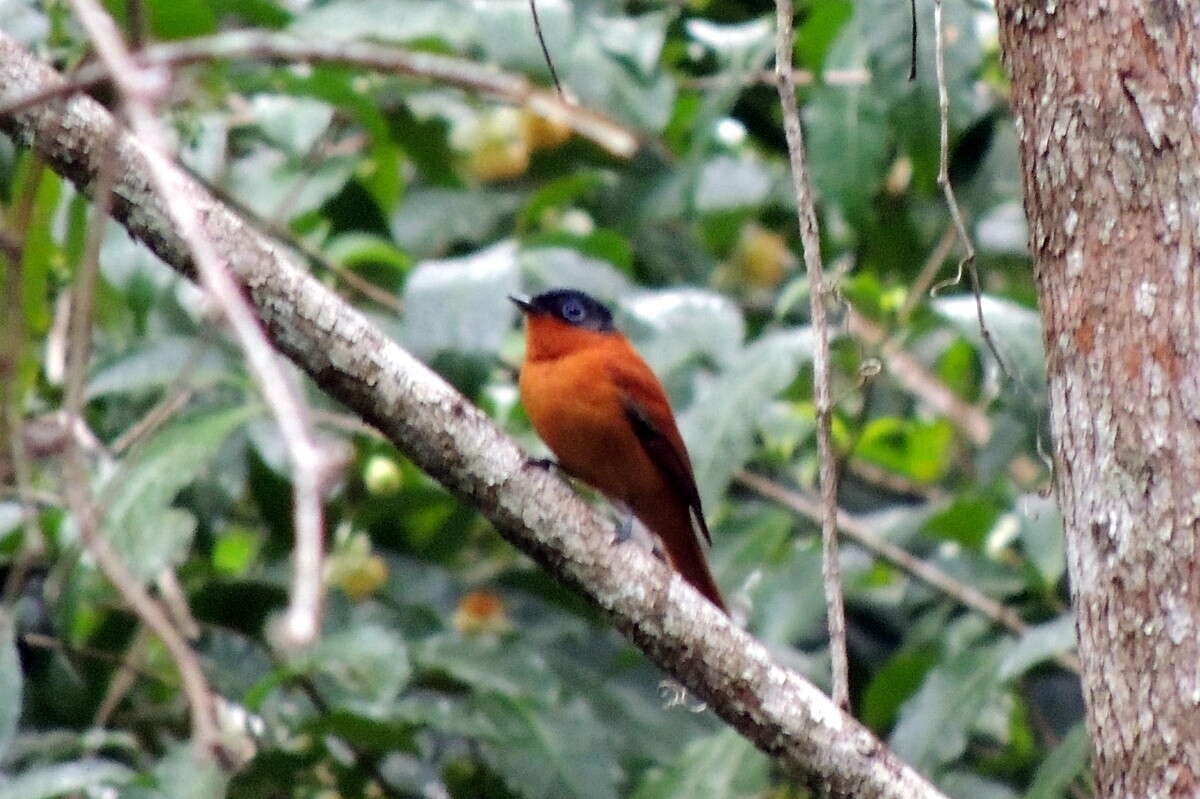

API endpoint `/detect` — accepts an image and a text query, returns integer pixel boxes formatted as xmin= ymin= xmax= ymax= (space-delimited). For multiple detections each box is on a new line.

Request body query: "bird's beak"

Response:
xmin=508 ymin=294 xmax=535 ymax=313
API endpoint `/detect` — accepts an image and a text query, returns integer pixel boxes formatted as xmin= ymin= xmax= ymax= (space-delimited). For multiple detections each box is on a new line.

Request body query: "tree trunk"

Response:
xmin=995 ymin=2 xmax=1200 ymax=795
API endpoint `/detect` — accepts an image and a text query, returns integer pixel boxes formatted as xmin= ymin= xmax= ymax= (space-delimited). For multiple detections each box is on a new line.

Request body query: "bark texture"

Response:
xmin=0 ymin=32 xmax=948 ymax=799
xmin=996 ymin=2 xmax=1200 ymax=795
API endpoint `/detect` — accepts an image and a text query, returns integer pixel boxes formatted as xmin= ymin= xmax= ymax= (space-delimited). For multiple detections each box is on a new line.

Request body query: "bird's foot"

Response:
xmin=612 ymin=513 xmax=634 ymax=545
xmin=525 ymin=456 xmax=558 ymax=471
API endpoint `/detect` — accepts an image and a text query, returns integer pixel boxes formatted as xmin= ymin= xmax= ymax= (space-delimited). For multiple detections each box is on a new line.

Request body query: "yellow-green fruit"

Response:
xmin=466 ymin=107 xmax=531 ymax=182
xmin=731 ymin=223 xmax=794 ymax=289
xmin=333 ymin=554 xmax=388 ymax=601
xmin=523 ymin=110 xmax=572 ymax=150
xmin=363 ymin=454 xmax=403 ymax=496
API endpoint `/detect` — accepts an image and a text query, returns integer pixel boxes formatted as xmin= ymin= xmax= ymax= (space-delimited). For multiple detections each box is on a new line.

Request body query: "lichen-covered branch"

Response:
xmin=0 ymin=32 xmax=946 ymax=799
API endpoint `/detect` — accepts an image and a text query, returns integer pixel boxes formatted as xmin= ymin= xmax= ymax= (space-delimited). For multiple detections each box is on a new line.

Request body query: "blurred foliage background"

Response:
xmin=0 ymin=0 xmax=1089 ymax=797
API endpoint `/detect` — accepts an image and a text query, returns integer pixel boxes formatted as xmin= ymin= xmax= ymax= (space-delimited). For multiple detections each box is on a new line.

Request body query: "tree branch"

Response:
xmin=773 ymin=0 xmax=850 ymax=712
xmin=0 ymin=32 xmax=947 ymax=799
xmin=0 ymin=30 xmax=638 ymax=159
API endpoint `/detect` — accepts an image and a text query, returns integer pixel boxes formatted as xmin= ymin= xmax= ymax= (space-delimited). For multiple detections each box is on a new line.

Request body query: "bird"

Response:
xmin=509 ymin=288 xmax=726 ymax=613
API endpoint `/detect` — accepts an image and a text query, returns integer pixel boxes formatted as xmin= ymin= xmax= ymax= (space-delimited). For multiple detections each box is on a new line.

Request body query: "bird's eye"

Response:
xmin=561 ymin=299 xmax=586 ymax=322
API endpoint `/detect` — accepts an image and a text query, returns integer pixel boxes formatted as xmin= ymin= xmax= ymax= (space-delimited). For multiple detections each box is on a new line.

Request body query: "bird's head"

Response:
xmin=509 ymin=289 xmax=617 ymax=361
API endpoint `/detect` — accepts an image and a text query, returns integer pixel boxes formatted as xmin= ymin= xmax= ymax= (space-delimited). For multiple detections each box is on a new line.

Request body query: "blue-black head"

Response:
xmin=509 ymin=289 xmax=615 ymax=333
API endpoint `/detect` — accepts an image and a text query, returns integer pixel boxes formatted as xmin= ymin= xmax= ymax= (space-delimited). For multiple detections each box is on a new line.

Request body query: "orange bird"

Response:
xmin=510 ymin=289 xmax=726 ymax=613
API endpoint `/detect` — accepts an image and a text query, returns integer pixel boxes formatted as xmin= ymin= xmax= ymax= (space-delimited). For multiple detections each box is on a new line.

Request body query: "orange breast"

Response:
xmin=519 ymin=347 xmax=665 ymax=505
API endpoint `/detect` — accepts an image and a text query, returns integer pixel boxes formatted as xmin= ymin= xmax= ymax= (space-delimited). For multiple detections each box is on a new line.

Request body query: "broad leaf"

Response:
xmin=1024 ymin=722 xmax=1090 ymax=799
xmin=933 ymin=296 xmax=1046 ymax=391
xmin=630 ymin=728 xmax=769 ymax=799
xmin=1017 ymin=494 xmax=1065 ymax=587
xmin=998 ymin=615 xmax=1075 ymax=682
xmin=680 ymin=328 xmax=813 ymax=508
xmin=401 ymin=240 xmax=520 ymax=359
xmin=86 ymin=337 xmax=230 ymax=399
xmin=0 ymin=759 xmax=134 ymax=799
xmin=309 ymin=623 xmax=411 ymax=712
xmin=103 ymin=405 xmax=256 ymax=580
xmin=890 ymin=645 xmax=1004 ymax=774
xmin=477 ymin=694 xmax=619 ymax=799
xmin=621 ymin=289 xmax=744 ymax=375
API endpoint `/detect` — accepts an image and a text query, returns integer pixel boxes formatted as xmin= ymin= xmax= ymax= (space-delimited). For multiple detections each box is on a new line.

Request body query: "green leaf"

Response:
xmin=226 ymin=147 xmax=357 ymax=220
xmin=855 ymin=417 xmax=955 ymax=484
xmin=103 ymin=405 xmax=256 ymax=580
xmin=391 ymin=187 xmax=524 ymax=258
xmin=290 ymin=0 xmax=476 ymax=48
xmin=924 ymin=494 xmax=1002 ymax=551
xmin=694 ymin=155 xmax=780 ymax=213
xmin=0 ymin=759 xmax=134 ymax=799
xmin=805 ymin=84 xmax=890 ymax=223
xmin=19 ymin=167 xmax=59 ymax=335
xmin=519 ymin=173 xmax=607 ymax=232
xmin=749 ymin=536 xmax=827 ymax=649
xmin=477 ymin=694 xmax=619 ymax=799
xmin=324 ymin=233 xmax=411 ymax=276
xmin=564 ymin=15 xmax=677 ymax=133
xmin=890 ymin=644 xmax=1004 ymax=774
xmin=933 ymin=296 xmax=1046 ymax=390
xmin=523 ymin=230 xmax=635 ymax=274
xmin=998 ymin=615 xmax=1075 ymax=682
xmin=0 ymin=612 xmax=20 ymax=760
xmin=400 ymin=240 xmax=520 ymax=359
xmin=519 ymin=246 xmax=633 ymax=301
xmin=86 ymin=337 xmax=229 ymax=399
xmin=1024 ymin=722 xmax=1089 ymax=799
xmin=860 ymin=646 xmax=938 ymax=732
xmin=143 ymin=0 xmax=217 ymax=39
xmin=309 ymin=623 xmax=411 ymax=711
xmin=621 ymin=289 xmax=744 ymax=376
xmin=246 ymin=95 xmax=334 ymax=156
xmin=139 ymin=745 xmax=229 ymax=799
xmin=414 ymin=634 xmax=559 ymax=703
xmin=1017 ymin=494 xmax=1065 ymax=586
xmin=680 ymin=328 xmax=813 ymax=508
xmin=630 ymin=728 xmax=769 ymax=799
xmin=473 ymin=0 xmax=574 ymax=78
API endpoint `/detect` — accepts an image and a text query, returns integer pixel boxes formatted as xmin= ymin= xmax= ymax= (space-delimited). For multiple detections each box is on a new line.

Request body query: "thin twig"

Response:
xmin=1 ymin=173 xmax=48 ymax=605
xmin=95 ymin=627 xmax=151 ymax=726
xmin=773 ymin=0 xmax=850 ymax=712
xmin=528 ymin=0 xmax=563 ymax=95
xmin=21 ymin=631 xmax=169 ymax=686
xmin=932 ymin=0 xmax=1011 ymax=382
xmin=109 ymin=382 xmax=196 ymax=455
xmin=0 ymin=31 xmax=637 ymax=158
xmin=909 ymin=0 xmax=919 ymax=81
xmin=67 ymin=0 xmax=335 ymax=652
xmin=189 ymin=166 xmax=404 ymax=313
xmin=735 ymin=470 xmax=1081 ymax=674
xmin=56 ymin=122 xmax=229 ymax=760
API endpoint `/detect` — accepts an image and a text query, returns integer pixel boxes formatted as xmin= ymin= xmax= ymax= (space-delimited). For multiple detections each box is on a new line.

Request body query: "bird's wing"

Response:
xmin=612 ymin=363 xmax=711 ymax=547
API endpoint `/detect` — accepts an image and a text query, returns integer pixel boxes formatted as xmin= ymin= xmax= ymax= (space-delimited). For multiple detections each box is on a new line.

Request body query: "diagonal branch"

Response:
xmin=0 ymin=30 xmax=637 ymax=158
xmin=0 ymin=31 xmax=947 ymax=799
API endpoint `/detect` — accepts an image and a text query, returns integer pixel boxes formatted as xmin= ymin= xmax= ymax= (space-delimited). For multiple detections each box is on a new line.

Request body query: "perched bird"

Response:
xmin=510 ymin=289 xmax=726 ymax=613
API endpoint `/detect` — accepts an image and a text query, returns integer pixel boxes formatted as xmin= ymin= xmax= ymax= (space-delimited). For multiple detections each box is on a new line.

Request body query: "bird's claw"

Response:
xmin=612 ymin=513 xmax=634 ymax=545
